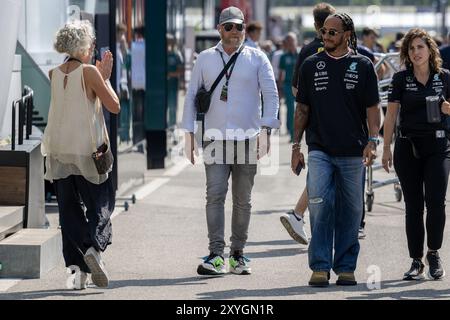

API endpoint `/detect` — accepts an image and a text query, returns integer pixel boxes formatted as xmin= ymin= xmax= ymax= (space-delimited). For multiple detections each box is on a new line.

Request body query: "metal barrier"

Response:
xmin=46 ymin=194 xmax=136 ymax=212
xmin=365 ymin=52 xmax=403 ymax=212
xmin=11 ymin=86 xmax=34 ymax=150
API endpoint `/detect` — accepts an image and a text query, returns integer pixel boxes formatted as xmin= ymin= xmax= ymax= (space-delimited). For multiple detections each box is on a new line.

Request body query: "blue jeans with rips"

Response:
xmin=307 ymin=150 xmax=364 ymax=274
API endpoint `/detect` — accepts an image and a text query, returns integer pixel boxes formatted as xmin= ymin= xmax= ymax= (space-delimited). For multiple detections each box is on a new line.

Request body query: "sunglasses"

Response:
xmin=320 ymin=28 xmax=345 ymax=37
xmin=223 ymin=23 xmax=245 ymax=32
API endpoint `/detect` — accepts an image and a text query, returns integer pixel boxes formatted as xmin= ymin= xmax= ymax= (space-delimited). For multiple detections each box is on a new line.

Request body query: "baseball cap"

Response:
xmin=219 ymin=6 xmax=245 ymax=25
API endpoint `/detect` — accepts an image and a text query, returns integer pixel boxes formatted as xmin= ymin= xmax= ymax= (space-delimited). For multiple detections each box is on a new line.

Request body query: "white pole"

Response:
xmin=253 ymin=0 xmax=267 ymax=40
xmin=206 ymin=0 xmax=215 ymax=30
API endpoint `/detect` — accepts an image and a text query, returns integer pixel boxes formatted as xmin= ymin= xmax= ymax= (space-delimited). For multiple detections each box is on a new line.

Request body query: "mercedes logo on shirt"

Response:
xmin=316 ymin=61 xmax=326 ymax=70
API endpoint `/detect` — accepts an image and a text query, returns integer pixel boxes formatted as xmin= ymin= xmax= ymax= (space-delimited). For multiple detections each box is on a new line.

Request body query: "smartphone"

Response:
xmin=295 ymin=162 xmax=303 ymax=176
xmin=96 ymin=46 xmax=110 ymax=62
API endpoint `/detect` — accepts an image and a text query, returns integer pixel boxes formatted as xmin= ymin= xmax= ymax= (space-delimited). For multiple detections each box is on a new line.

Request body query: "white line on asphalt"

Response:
xmin=111 ymin=178 xmax=171 ymax=220
xmin=135 ymin=178 xmax=171 ymax=200
xmin=3 ymin=153 xmax=188 ymax=292
xmin=164 ymin=160 xmax=190 ymax=177
xmin=112 ymin=160 xmax=189 ymax=220
xmin=0 ymin=279 xmax=22 ymax=293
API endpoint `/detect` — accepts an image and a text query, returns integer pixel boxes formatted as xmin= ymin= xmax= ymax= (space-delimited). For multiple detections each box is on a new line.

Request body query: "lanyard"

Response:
xmin=219 ymin=51 xmax=237 ymax=86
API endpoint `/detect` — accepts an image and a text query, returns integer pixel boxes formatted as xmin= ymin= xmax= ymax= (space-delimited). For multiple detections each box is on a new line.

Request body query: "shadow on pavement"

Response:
xmin=373 ymin=203 xmax=405 ymax=213
xmin=254 ymin=209 xmax=290 ymax=215
xmin=347 ymin=280 xmax=450 ymax=300
xmin=246 ymin=248 xmax=307 ymax=259
xmin=197 ymin=278 xmax=450 ymax=300
xmin=197 ymin=283 xmax=371 ymax=300
xmin=106 ymin=276 xmax=210 ymax=290
xmin=0 ymin=289 xmax=104 ymax=300
xmin=246 ymin=240 xmax=300 ymax=247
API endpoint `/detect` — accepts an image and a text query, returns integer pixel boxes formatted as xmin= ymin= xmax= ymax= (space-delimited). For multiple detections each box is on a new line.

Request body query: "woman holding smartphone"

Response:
xmin=42 ymin=20 xmax=120 ymax=290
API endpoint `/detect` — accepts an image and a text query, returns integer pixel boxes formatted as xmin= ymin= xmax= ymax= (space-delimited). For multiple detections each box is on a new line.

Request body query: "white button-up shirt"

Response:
xmin=182 ymin=42 xmax=280 ymax=141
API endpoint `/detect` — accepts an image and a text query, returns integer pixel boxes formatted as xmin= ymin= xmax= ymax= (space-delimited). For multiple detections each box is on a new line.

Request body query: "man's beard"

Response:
xmin=223 ymin=37 xmax=243 ymax=48
xmin=325 ymin=45 xmax=337 ymax=53
xmin=325 ymin=38 xmax=344 ymax=53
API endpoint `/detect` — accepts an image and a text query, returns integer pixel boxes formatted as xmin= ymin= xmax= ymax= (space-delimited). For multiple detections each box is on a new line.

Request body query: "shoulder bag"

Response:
xmin=195 ymin=46 xmax=244 ymax=114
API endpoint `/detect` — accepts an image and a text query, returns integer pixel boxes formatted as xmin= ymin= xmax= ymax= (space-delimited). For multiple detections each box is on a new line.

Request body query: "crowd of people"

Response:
xmin=236 ymin=4 xmax=450 ymax=286
xmin=181 ymin=4 xmax=450 ymax=287
xmin=43 ymin=3 xmax=450 ymax=290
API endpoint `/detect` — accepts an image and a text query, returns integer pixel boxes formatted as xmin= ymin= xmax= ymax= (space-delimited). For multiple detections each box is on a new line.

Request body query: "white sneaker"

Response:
xmin=67 ymin=266 xmax=89 ymax=290
xmin=280 ymin=210 xmax=309 ymax=245
xmin=197 ymin=254 xmax=227 ymax=276
xmin=229 ymin=254 xmax=252 ymax=275
xmin=84 ymin=247 xmax=109 ymax=288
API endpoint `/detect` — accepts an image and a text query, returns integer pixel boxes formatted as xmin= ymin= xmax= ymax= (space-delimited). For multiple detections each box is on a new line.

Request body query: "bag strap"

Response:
xmin=80 ymin=66 xmax=109 ymax=152
xmin=209 ymin=45 xmax=245 ymax=94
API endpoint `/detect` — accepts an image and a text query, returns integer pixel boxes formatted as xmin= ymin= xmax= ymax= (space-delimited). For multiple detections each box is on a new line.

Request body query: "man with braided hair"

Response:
xmin=292 ymin=13 xmax=381 ymax=287
xmin=280 ymin=2 xmax=336 ymax=248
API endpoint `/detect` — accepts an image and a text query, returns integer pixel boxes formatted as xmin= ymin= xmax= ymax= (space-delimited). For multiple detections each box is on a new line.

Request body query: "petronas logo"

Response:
xmin=349 ymin=62 xmax=358 ymax=72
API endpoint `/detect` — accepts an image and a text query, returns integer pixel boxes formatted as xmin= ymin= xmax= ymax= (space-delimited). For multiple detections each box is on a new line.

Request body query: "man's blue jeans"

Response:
xmin=307 ymin=151 xmax=364 ymax=274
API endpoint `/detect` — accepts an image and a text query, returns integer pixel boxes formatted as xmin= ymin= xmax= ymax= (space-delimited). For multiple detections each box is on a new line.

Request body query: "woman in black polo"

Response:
xmin=383 ymin=28 xmax=450 ymax=281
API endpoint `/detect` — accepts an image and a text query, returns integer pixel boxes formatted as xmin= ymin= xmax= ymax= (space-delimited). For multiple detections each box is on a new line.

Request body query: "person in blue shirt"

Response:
xmin=245 ymin=21 xmax=263 ymax=49
xmin=167 ymin=34 xmax=184 ymax=129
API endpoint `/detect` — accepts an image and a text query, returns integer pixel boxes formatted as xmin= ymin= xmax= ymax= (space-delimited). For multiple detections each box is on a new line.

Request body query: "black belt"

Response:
xmin=398 ymin=130 xmax=448 ymax=159
xmin=398 ymin=130 xmax=447 ymax=139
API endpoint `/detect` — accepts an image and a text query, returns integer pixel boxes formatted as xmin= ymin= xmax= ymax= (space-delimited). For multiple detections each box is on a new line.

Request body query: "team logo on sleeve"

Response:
xmin=316 ymin=61 xmax=326 ymax=70
xmin=344 ymin=61 xmax=359 ymax=89
xmin=349 ymin=62 xmax=358 ymax=72
xmin=432 ymin=73 xmax=444 ymax=93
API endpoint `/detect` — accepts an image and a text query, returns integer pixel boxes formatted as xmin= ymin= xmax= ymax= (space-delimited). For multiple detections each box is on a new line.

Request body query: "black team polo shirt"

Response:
xmin=297 ymin=51 xmax=380 ymax=157
xmin=388 ymin=68 xmax=450 ymax=136
xmin=292 ymin=37 xmax=324 ymax=90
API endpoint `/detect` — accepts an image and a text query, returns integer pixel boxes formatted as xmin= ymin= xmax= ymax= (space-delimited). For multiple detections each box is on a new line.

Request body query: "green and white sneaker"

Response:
xmin=229 ymin=254 xmax=252 ymax=275
xmin=197 ymin=254 xmax=226 ymax=276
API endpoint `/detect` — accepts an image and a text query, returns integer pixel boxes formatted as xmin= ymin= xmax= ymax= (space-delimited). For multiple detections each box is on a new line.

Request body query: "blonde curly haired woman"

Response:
xmin=42 ymin=20 xmax=120 ymax=290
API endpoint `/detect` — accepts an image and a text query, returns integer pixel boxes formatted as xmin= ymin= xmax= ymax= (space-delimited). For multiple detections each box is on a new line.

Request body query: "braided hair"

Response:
xmin=330 ymin=13 xmax=358 ymax=54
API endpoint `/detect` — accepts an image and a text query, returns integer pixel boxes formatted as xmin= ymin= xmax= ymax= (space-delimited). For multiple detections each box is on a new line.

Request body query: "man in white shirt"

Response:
xmin=182 ymin=6 xmax=280 ymax=276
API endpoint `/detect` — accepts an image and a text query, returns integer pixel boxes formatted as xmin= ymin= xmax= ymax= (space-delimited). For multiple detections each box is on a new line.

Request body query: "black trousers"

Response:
xmin=54 ymin=176 xmax=115 ymax=273
xmin=394 ymin=136 xmax=450 ymax=259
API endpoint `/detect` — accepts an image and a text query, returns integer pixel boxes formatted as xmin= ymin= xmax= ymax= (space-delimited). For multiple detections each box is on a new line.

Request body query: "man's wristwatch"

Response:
xmin=262 ymin=126 xmax=272 ymax=135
